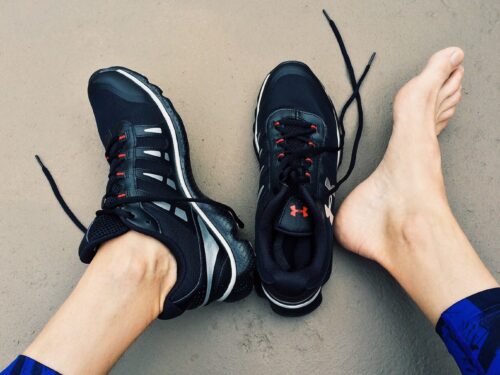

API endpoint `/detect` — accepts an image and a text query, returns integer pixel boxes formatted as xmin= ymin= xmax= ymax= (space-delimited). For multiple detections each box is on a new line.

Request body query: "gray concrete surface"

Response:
xmin=0 ymin=0 xmax=498 ymax=374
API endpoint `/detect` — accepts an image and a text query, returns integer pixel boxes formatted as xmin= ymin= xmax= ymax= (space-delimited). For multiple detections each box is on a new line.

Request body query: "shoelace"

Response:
xmin=274 ymin=118 xmax=341 ymax=186
xmin=103 ymin=132 xmax=135 ymax=201
xmin=99 ymin=133 xmax=244 ymax=230
xmin=36 ymin=154 xmax=245 ymax=232
xmin=323 ymin=9 xmax=376 ymax=191
xmin=276 ymin=10 xmax=376 ymax=194
xmin=36 ymin=9 xmax=370 ymax=233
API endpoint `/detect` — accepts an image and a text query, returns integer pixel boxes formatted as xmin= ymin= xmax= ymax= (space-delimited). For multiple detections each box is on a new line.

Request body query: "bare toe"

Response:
xmin=393 ymin=47 xmax=465 ymax=134
xmin=438 ymin=88 xmax=462 ymax=119
xmin=437 ymin=106 xmax=456 ymax=124
xmin=437 ymin=66 xmax=464 ymax=104
xmin=436 ymin=119 xmax=450 ymax=135
xmin=420 ymin=47 xmax=464 ymax=88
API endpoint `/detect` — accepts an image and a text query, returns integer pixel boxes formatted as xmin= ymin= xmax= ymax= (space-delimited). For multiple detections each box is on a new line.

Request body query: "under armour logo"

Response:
xmin=290 ymin=205 xmax=309 ymax=218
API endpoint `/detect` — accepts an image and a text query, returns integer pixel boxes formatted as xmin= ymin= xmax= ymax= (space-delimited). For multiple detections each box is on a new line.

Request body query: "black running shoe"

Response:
xmin=36 ymin=67 xmax=254 ymax=319
xmin=253 ymin=10 xmax=375 ymax=316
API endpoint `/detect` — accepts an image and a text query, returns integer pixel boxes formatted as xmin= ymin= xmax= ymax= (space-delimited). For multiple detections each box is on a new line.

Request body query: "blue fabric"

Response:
xmin=437 ymin=287 xmax=500 ymax=375
xmin=0 ymin=355 xmax=60 ymax=375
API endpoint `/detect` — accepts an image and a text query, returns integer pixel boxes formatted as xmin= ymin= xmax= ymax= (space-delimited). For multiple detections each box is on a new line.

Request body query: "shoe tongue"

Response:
xmin=274 ymin=196 xmax=312 ymax=236
xmin=79 ymin=214 xmax=129 ymax=263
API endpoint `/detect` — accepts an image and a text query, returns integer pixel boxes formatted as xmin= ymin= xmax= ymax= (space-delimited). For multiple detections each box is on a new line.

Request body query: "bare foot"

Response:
xmin=334 ymin=47 xmax=465 ymax=267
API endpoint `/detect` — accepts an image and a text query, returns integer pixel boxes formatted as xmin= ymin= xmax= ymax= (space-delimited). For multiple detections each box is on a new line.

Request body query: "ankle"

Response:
xmin=381 ymin=204 xmax=453 ymax=270
xmin=382 ymin=209 xmax=498 ymax=323
xmin=92 ymin=231 xmax=177 ymax=315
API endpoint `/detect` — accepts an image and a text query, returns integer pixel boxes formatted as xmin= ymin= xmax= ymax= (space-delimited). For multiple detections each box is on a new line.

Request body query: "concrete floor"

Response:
xmin=0 ymin=0 xmax=498 ymax=374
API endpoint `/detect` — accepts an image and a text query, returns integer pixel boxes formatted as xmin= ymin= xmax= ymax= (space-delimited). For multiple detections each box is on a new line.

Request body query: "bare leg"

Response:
xmin=23 ymin=231 xmax=177 ymax=375
xmin=335 ymin=47 xmax=498 ymax=324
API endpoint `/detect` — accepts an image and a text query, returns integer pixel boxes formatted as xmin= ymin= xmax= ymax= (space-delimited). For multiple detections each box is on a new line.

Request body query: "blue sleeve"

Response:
xmin=0 ymin=355 xmax=60 ymax=375
xmin=436 ymin=287 xmax=500 ymax=375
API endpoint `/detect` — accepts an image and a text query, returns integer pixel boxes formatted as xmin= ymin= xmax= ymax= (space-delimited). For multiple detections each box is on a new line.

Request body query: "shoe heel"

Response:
xmin=224 ymin=239 xmax=255 ymax=303
xmin=268 ymin=292 xmax=322 ymax=317
xmin=253 ymin=270 xmax=265 ymax=298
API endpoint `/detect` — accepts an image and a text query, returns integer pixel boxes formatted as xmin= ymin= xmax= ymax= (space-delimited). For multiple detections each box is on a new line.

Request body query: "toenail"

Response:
xmin=450 ymin=50 xmax=462 ymax=66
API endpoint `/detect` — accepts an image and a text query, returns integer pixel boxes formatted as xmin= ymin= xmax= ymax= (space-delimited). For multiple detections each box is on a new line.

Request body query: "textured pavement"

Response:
xmin=0 ymin=1 xmax=498 ymax=374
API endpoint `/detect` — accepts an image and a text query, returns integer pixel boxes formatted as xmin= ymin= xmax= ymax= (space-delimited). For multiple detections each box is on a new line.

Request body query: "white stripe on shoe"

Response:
xmin=116 ymin=69 xmax=237 ymax=302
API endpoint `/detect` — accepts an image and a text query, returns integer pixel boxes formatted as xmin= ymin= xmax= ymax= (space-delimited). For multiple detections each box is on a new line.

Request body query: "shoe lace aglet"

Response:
xmin=35 ymin=154 xmax=45 ymax=169
xmin=322 ymin=9 xmax=333 ymax=22
xmin=236 ymin=218 xmax=245 ymax=229
xmin=368 ymin=52 xmax=377 ymax=66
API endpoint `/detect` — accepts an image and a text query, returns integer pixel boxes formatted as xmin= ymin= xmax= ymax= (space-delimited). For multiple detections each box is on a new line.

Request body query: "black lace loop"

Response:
xmin=35 ymin=155 xmax=87 ymax=233
xmin=98 ymin=195 xmax=245 ymax=229
xmin=323 ymin=9 xmax=376 ymax=192
xmin=272 ymin=11 xmax=375 ymax=194
xmin=103 ymin=133 xmax=130 ymax=200
xmin=274 ymin=119 xmax=341 ymax=187
xmin=35 ymin=155 xmax=245 ymax=233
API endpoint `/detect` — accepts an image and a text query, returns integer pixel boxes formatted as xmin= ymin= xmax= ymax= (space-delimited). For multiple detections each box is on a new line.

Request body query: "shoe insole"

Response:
xmin=273 ymin=233 xmax=313 ymax=271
